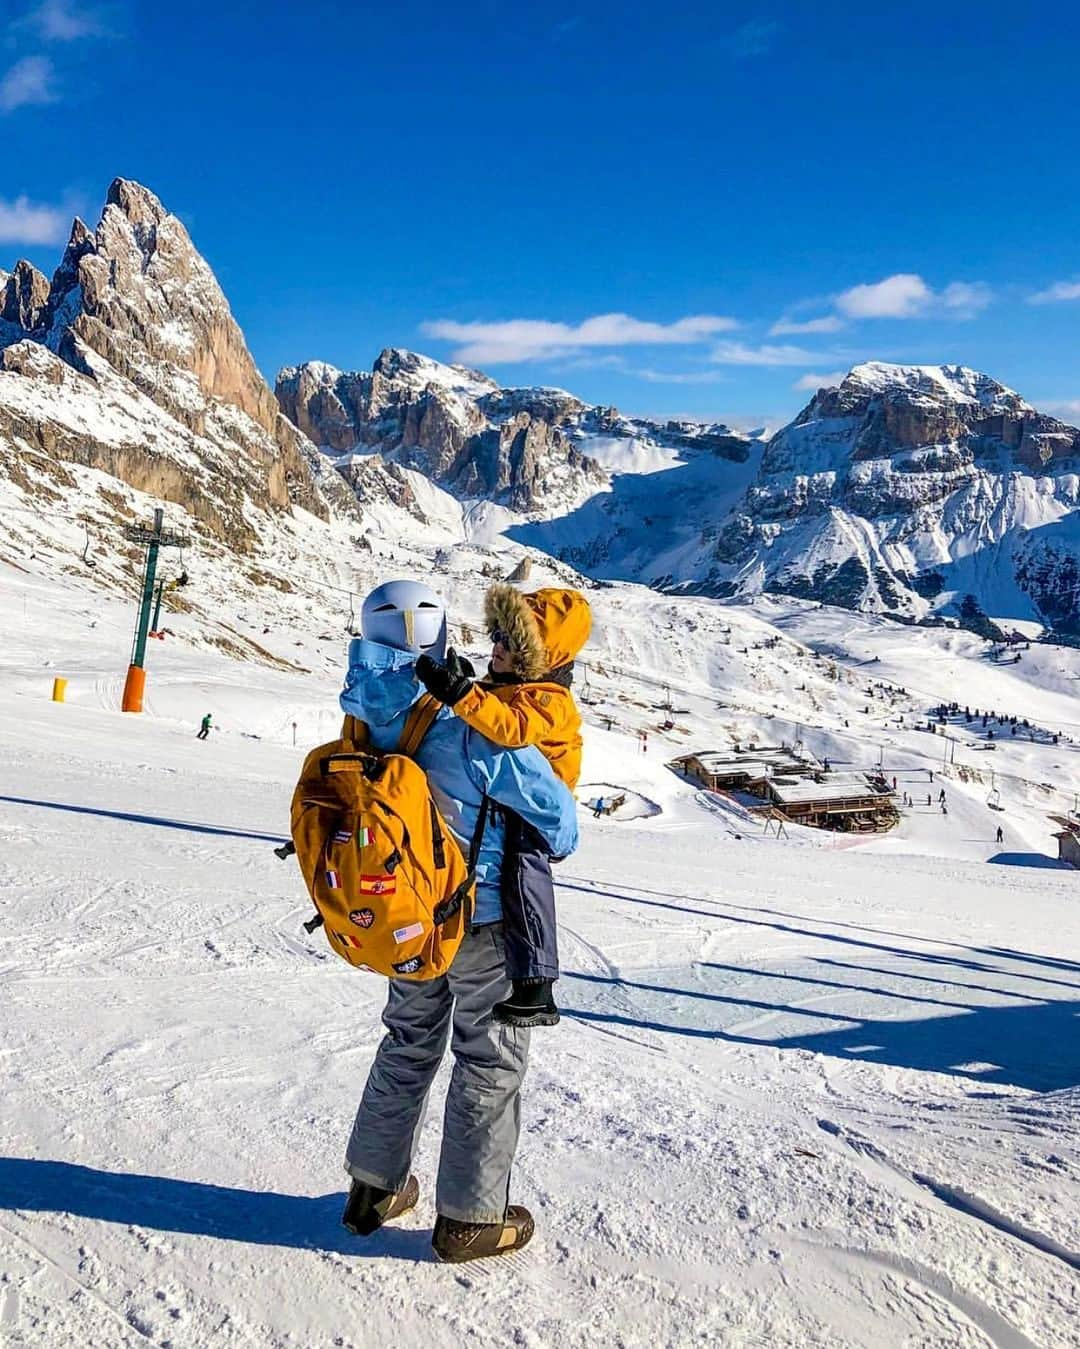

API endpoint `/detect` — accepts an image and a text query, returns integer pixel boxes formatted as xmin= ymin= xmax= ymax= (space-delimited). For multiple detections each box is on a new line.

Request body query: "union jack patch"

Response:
xmin=325 ymin=869 xmax=341 ymax=889
xmin=359 ymin=874 xmax=397 ymax=896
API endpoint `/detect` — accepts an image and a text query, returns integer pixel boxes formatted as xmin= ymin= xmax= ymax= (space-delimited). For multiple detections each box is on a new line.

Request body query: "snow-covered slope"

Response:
xmin=3 ymin=562 xmax=1080 ymax=1348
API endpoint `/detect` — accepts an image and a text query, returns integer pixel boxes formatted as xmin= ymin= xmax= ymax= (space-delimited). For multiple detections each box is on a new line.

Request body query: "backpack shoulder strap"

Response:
xmin=397 ymin=693 xmax=441 ymax=759
xmin=340 ymin=713 xmax=369 ymax=747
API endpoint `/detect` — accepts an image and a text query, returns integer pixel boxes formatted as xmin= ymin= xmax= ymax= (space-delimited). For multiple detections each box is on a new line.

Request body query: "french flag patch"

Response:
xmin=325 ymin=868 xmax=341 ymax=889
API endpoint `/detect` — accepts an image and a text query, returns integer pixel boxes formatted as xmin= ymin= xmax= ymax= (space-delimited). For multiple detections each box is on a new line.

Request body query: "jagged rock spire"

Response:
xmin=1 ymin=260 xmax=50 ymax=332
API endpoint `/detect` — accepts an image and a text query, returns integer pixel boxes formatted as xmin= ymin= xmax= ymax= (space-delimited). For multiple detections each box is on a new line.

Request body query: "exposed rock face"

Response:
xmin=1 ymin=261 xmax=50 ymax=334
xmin=0 ymin=179 xmax=333 ymax=564
xmin=708 ymin=363 xmax=1080 ymax=631
xmin=277 ymin=349 xmax=606 ymax=514
xmin=35 ymin=179 xmax=323 ymax=517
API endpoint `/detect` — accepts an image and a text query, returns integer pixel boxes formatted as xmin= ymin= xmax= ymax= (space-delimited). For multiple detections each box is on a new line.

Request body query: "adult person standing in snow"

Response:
xmin=196 ymin=713 xmax=212 ymax=740
xmin=336 ymin=580 xmax=578 ymax=1263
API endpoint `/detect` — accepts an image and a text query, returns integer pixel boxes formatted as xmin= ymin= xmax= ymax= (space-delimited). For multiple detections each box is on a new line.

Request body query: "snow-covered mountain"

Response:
xmin=0 ymin=179 xmax=340 ymax=566
xmin=705 ymin=363 xmax=1080 ymax=632
xmin=277 ymin=350 xmax=607 ymax=516
xmin=4 ymin=176 xmax=1080 ymax=640
xmin=278 ymin=349 xmax=1080 ymax=635
xmin=275 ymin=350 xmax=757 ymax=518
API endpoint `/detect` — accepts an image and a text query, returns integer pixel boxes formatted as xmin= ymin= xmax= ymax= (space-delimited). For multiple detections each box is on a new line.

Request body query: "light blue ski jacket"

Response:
xmin=340 ymin=638 xmax=578 ymax=925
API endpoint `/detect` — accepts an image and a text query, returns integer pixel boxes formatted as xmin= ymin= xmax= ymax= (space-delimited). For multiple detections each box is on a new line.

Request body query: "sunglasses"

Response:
xmin=490 ymin=628 xmax=515 ymax=651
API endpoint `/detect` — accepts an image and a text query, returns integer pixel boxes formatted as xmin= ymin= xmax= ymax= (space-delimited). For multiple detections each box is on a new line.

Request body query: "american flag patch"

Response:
xmin=325 ymin=869 xmax=341 ymax=889
xmin=333 ymin=829 xmax=352 ymax=843
xmin=360 ymin=874 xmax=397 ymax=896
xmin=335 ymin=930 xmax=364 ymax=949
xmin=393 ymin=922 xmax=425 ymax=944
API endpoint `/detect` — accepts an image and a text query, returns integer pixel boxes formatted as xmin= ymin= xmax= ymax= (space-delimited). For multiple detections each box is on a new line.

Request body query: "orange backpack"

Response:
xmin=289 ymin=694 xmax=486 ymax=980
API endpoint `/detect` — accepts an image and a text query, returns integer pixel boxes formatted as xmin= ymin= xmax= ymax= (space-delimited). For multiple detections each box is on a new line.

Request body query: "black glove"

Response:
xmin=416 ymin=648 xmax=475 ymax=706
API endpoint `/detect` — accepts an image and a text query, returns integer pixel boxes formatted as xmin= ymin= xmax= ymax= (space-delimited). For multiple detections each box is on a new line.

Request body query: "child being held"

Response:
xmin=417 ymin=583 xmax=591 ymax=1026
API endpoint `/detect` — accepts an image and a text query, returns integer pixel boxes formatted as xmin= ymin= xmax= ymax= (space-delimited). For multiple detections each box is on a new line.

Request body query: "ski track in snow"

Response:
xmin=2 ymin=567 xmax=1080 ymax=1347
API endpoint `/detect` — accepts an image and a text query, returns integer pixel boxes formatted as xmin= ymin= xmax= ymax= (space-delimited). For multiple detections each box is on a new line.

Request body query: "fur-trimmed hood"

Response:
xmin=484 ymin=584 xmax=592 ymax=679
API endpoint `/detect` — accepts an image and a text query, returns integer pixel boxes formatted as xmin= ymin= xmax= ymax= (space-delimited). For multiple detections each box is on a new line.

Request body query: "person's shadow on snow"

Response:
xmin=0 ymin=1158 xmax=435 ymax=1259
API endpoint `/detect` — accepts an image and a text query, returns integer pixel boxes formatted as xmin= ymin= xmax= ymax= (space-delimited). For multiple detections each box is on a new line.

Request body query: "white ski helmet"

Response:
xmin=361 ymin=580 xmax=447 ymax=659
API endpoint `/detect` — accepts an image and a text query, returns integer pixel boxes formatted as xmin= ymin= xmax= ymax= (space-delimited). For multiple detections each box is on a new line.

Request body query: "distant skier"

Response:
xmin=926 ymin=793 xmax=932 ymax=806
xmin=938 ymin=789 xmax=946 ymax=804
xmin=941 ymin=803 xmax=948 ymax=815
xmin=196 ymin=713 xmax=212 ymax=740
xmin=996 ymin=825 xmax=1004 ymax=843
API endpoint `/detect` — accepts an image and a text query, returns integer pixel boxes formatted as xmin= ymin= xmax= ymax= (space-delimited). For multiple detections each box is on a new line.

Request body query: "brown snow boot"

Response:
xmin=341 ymin=1174 xmax=420 ymax=1236
xmin=432 ymin=1205 xmax=535 ymax=1263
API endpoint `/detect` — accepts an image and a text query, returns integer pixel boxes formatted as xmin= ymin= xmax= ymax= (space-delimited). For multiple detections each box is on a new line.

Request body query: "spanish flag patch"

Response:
xmin=359 ymin=874 xmax=397 ymax=896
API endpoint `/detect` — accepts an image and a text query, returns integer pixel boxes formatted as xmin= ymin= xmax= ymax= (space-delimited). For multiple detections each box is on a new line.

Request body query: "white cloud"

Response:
xmin=0 ymin=193 xmax=68 ymax=244
xmin=1028 ymin=280 xmax=1080 ymax=305
xmin=0 ymin=55 xmax=56 ymax=112
xmin=836 ymin=273 xmax=932 ymax=319
xmin=634 ymin=368 xmax=730 ymax=385
xmin=941 ymin=280 xmax=993 ymax=316
xmin=24 ymin=0 xmax=104 ymax=40
xmin=420 ymin=311 xmax=738 ymax=364
xmin=832 ymin=272 xmax=993 ymax=322
xmin=710 ymin=340 xmax=829 ymax=366
xmin=1044 ymin=399 xmax=1080 ymax=422
xmin=793 ymin=371 xmax=847 ymax=391
xmin=769 ymin=314 xmax=845 ymax=336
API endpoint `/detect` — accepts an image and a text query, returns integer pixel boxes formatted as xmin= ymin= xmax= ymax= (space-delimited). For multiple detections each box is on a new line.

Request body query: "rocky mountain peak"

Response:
xmin=372 ymin=346 xmax=498 ymax=399
xmin=0 ymin=177 xmax=328 ymax=544
xmin=709 ymin=362 xmax=1080 ymax=630
xmin=1 ymin=260 xmax=50 ymax=333
xmin=105 ymin=176 xmax=169 ymax=226
xmin=837 ymin=362 xmax=1031 ymax=414
xmin=277 ymin=351 xmax=605 ymax=513
xmin=23 ymin=179 xmax=323 ymax=515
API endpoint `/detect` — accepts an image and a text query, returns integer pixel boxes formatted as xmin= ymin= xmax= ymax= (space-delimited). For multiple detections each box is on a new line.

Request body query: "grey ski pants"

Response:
xmin=344 ymin=923 xmax=531 ymax=1224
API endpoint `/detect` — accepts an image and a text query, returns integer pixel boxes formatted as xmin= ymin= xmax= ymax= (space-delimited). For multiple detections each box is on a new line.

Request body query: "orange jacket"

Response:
xmin=453 ymin=680 xmax=582 ymax=789
xmin=451 ymin=584 xmax=592 ymax=789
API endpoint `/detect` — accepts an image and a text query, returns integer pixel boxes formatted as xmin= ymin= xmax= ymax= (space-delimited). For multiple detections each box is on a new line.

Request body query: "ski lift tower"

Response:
xmin=121 ymin=507 xmax=189 ymax=713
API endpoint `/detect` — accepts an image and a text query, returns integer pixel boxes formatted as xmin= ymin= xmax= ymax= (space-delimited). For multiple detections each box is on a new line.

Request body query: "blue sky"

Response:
xmin=2 ymin=0 xmax=1079 ymax=425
